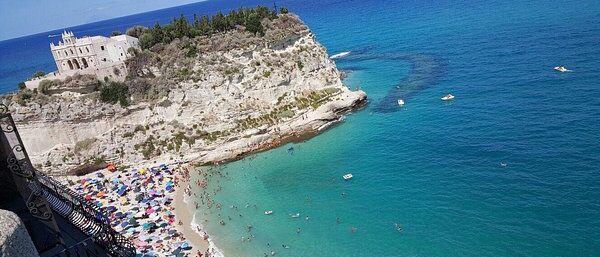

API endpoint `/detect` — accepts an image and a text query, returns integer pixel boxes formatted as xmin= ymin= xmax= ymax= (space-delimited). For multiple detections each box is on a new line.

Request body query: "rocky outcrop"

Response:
xmin=3 ymin=14 xmax=366 ymax=173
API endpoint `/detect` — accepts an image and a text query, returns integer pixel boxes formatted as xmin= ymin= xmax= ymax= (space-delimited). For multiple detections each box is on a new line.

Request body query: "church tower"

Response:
xmin=61 ymin=30 xmax=76 ymax=45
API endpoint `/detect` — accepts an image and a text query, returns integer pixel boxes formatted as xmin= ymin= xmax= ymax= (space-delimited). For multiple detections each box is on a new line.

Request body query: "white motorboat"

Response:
xmin=290 ymin=213 xmax=300 ymax=218
xmin=264 ymin=210 xmax=273 ymax=215
xmin=441 ymin=94 xmax=455 ymax=101
xmin=554 ymin=66 xmax=570 ymax=72
xmin=343 ymin=173 xmax=353 ymax=180
xmin=397 ymin=99 xmax=405 ymax=106
xmin=331 ymin=51 xmax=351 ymax=59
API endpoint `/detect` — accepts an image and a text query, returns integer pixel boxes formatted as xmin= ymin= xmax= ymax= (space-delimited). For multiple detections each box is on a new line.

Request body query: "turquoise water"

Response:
xmin=190 ymin=0 xmax=600 ymax=257
xmin=2 ymin=0 xmax=600 ymax=256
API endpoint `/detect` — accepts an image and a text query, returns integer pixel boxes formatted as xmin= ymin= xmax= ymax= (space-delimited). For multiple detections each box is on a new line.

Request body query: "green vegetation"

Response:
xmin=32 ymin=71 xmax=45 ymax=79
xmin=263 ymin=71 xmax=271 ymax=77
xmin=74 ymin=138 xmax=97 ymax=153
xmin=126 ymin=25 xmax=148 ymax=38
xmin=236 ymin=88 xmax=341 ymax=131
xmin=296 ymin=61 xmax=304 ymax=70
xmin=135 ymin=6 xmax=283 ymax=49
xmin=37 ymin=79 xmax=56 ymax=95
xmin=134 ymin=135 xmax=157 ymax=159
xmin=99 ymin=81 xmax=129 ymax=107
xmin=13 ymin=89 xmax=34 ymax=106
xmin=18 ymin=82 xmax=26 ymax=91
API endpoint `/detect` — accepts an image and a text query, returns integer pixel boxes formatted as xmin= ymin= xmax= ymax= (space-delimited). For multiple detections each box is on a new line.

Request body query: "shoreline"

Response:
xmin=55 ymin=89 xmax=367 ymax=256
xmin=173 ymin=178 xmax=212 ymax=256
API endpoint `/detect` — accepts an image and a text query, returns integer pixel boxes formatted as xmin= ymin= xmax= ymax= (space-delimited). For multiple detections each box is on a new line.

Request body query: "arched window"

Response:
xmin=79 ymin=48 xmax=82 ymax=54
xmin=64 ymin=50 xmax=68 ymax=56
xmin=86 ymin=47 xmax=89 ymax=53
xmin=70 ymin=49 xmax=74 ymax=54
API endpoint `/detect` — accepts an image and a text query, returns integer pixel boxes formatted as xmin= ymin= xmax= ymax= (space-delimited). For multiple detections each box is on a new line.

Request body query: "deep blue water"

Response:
xmin=3 ymin=0 xmax=600 ymax=256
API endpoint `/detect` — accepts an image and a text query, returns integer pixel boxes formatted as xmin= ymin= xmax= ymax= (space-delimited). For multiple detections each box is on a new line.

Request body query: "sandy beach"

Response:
xmin=173 ymin=178 xmax=211 ymax=256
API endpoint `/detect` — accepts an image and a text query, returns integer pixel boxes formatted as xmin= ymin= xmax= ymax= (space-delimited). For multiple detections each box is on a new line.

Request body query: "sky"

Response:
xmin=0 ymin=0 xmax=203 ymax=41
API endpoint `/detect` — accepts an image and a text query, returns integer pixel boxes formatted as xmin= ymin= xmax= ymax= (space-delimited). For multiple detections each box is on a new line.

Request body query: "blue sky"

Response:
xmin=0 ymin=0 xmax=202 ymax=40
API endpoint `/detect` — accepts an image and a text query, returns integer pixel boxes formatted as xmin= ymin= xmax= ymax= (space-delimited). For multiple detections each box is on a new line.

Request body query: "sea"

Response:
xmin=2 ymin=0 xmax=600 ymax=256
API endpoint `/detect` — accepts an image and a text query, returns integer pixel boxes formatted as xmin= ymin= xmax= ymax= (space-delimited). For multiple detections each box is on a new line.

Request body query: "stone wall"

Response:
xmin=0 ymin=209 xmax=40 ymax=257
xmin=24 ymin=62 xmax=128 ymax=90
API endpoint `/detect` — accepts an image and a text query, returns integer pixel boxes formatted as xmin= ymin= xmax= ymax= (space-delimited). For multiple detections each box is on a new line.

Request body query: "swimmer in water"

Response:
xmin=296 ymin=227 xmax=301 ymax=234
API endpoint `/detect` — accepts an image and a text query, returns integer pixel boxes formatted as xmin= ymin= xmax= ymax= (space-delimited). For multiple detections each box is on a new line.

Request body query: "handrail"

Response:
xmin=35 ymin=170 xmax=136 ymax=257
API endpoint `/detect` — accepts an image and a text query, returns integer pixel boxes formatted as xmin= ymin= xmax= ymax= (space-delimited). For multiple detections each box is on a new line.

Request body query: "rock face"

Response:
xmin=0 ymin=209 xmax=40 ymax=257
xmin=4 ymin=14 xmax=366 ymax=173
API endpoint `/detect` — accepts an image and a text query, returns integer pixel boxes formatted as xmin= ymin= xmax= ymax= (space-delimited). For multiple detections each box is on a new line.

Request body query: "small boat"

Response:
xmin=331 ymin=51 xmax=351 ymax=59
xmin=441 ymin=94 xmax=455 ymax=101
xmin=554 ymin=66 xmax=570 ymax=72
xmin=343 ymin=173 xmax=353 ymax=180
xmin=290 ymin=213 xmax=300 ymax=218
xmin=397 ymin=99 xmax=405 ymax=106
xmin=264 ymin=210 xmax=273 ymax=215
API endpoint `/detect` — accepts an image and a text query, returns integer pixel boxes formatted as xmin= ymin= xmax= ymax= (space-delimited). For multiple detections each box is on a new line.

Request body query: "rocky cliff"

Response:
xmin=3 ymin=14 xmax=366 ymax=173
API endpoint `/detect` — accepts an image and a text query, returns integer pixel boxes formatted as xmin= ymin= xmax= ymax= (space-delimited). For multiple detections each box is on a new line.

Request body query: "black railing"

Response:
xmin=36 ymin=171 xmax=136 ymax=257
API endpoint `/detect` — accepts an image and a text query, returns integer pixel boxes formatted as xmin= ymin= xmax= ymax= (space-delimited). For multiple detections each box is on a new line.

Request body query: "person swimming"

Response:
xmin=282 ymin=244 xmax=289 ymax=249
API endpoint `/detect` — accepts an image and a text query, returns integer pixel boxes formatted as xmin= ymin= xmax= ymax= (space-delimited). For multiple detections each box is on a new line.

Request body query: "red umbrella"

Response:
xmin=85 ymin=195 xmax=92 ymax=201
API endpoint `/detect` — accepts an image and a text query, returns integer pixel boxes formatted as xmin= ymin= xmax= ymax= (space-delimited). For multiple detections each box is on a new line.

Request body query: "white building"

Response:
xmin=25 ymin=31 xmax=140 ymax=90
xmin=50 ymin=31 xmax=139 ymax=73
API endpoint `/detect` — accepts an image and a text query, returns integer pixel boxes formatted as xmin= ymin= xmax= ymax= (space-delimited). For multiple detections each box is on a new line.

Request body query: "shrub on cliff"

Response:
xmin=37 ymin=79 xmax=56 ymax=95
xmin=126 ymin=26 xmax=148 ymax=38
xmin=99 ymin=82 xmax=129 ymax=107
xmin=32 ymin=71 xmax=45 ymax=79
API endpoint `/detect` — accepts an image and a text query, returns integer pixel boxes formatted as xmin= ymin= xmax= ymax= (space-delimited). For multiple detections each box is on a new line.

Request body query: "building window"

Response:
xmin=102 ymin=58 xmax=107 ymax=61
xmin=101 ymin=46 xmax=105 ymax=51
xmin=120 ymin=53 xmax=123 ymax=56
xmin=86 ymin=47 xmax=89 ymax=53
xmin=64 ymin=50 xmax=68 ymax=56
xmin=79 ymin=48 xmax=82 ymax=54
xmin=70 ymin=49 xmax=74 ymax=54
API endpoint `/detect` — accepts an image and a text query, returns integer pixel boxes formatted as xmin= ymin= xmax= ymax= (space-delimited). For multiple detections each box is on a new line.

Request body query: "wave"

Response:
xmin=330 ymin=51 xmax=351 ymax=59
xmin=191 ymin=212 xmax=226 ymax=257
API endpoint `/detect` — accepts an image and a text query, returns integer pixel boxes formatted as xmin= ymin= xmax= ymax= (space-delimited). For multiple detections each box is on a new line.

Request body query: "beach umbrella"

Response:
xmin=120 ymin=221 xmax=129 ymax=228
xmin=106 ymin=206 xmax=117 ymax=212
xmin=85 ymin=195 xmax=92 ymax=201
xmin=180 ymin=242 xmax=191 ymax=250
xmin=171 ymin=248 xmax=183 ymax=257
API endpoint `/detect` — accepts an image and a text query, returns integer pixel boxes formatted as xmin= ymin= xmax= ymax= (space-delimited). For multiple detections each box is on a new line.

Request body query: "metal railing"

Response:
xmin=36 ymin=171 xmax=136 ymax=257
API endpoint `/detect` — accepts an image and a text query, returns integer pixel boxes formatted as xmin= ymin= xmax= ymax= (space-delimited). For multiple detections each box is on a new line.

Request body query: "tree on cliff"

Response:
xmin=245 ymin=13 xmax=264 ymax=36
xmin=126 ymin=26 xmax=148 ymax=38
xmin=133 ymin=5 xmax=281 ymax=49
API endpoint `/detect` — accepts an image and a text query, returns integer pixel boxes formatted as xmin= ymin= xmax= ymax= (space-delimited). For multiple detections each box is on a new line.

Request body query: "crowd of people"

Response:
xmin=68 ymin=163 xmax=195 ymax=256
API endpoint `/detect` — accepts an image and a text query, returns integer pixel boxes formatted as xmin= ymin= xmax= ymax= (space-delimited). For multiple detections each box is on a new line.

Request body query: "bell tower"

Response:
xmin=62 ymin=30 xmax=76 ymax=45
